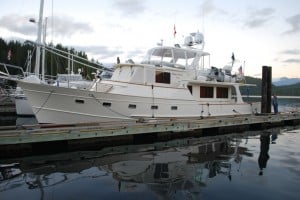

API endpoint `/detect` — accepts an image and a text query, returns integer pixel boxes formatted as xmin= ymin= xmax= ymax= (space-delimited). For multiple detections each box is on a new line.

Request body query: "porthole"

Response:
xmin=171 ymin=106 xmax=178 ymax=110
xmin=75 ymin=99 xmax=84 ymax=104
xmin=128 ymin=104 xmax=137 ymax=109
xmin=103 ymin=102 xmax=111 ymax=107
xmin=151 ymin=105 xmax=158 ymax=110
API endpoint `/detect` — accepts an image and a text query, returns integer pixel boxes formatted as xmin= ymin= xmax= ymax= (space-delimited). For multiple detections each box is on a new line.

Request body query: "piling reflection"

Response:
xmin=258 ymin=134 xmax=270 ymax=176
xmin=0 ymin=131 xmax=282 ymax=199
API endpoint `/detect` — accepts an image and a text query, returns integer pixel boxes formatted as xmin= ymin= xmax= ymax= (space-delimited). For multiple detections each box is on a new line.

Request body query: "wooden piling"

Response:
xmin=261 ymin=66 xmax=272 ymax=113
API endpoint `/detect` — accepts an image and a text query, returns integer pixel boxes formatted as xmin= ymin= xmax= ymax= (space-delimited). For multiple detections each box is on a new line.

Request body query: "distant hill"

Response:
xmin=273 ymin=77 xmax=300 ymax=86
xmin=273 ymin=82 xmax=300 ymax=96
xmin=240 ymin=76 xmax=300 ymax=96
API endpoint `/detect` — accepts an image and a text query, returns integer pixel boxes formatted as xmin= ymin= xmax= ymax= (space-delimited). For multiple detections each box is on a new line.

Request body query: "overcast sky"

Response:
xmin=1 ymin=0 xmax=300 ymax=78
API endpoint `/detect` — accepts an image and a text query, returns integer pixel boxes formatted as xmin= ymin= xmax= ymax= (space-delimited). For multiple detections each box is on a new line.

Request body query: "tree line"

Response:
xmin=0 ymin=38 xmax=104 ymax=80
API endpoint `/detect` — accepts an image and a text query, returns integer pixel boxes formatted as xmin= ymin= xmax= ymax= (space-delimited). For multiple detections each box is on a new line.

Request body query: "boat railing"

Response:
xmin=44 ymin=45 xmax=107 ymax=73
xmin=0 ymin=62 xmax=25 ymax=79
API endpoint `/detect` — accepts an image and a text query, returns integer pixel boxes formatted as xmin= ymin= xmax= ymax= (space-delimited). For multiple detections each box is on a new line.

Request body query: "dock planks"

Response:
xmin=0 ymin=112 xmax=299 ymax=146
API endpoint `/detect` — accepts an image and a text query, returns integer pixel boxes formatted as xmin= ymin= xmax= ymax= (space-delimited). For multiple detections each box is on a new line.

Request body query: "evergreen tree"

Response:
xmin=0 ymin=38 xmax=105 ymax=81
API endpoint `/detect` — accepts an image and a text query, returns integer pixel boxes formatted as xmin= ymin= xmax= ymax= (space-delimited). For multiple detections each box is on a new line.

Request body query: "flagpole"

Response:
xmin=244 ymin=60 xmax=246 ymax=83
xmin=173 ymin=24 xmax=177 ymax=45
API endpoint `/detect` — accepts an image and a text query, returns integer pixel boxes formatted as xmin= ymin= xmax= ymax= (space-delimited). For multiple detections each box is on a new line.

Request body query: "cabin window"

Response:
xmin=217 ymin=87 xmax=229 ymax=98
xmin=171 ymin=106 xmax=178 ymax=110
xmin=128 ymin=104 xmax=136 ymax=109
xmin=200 ymin=86 xmax=214 ymax=98
xmin=155 ymin=71 xmax=170 ymax=84
xmin=103 ymin=102 xmax=111 ymax=107
xmin=151 ymin=105 xmax=158 ymax=109
xmin=75 ymin=99 xmax=84 ymax=104
xmin=187 ymin=85 xmax=193 ymax=94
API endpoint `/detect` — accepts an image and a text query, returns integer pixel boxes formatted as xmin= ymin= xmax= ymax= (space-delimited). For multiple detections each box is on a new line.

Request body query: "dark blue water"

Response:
xmin=0 ymin=126 xmax=300 ymax=200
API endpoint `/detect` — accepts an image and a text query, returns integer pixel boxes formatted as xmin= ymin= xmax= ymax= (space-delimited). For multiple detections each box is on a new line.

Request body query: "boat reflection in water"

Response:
xmin=0 ymin=128 xmax=294 ymax=200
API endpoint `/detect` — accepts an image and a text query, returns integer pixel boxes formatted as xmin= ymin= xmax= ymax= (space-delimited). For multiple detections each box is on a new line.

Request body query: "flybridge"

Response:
xmin=142 ymin=46 xmax=210 ymax=70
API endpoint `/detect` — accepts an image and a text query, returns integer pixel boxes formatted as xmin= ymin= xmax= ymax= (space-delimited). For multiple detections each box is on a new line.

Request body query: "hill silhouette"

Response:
xmin=241 ymin=76 xmax=300 ymax=96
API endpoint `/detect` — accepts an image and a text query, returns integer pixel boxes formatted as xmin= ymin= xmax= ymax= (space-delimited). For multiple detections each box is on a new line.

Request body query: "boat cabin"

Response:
xmin=110 ymin=46 xmax=211 ymax=86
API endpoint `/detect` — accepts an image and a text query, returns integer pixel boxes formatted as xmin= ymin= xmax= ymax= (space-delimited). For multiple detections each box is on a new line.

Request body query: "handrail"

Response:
xmin=0 ymin=62 xmax=25 ymax=78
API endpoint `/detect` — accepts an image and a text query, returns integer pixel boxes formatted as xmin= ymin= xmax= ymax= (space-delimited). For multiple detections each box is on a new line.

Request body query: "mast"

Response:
xmin=41 ymin=17 xmax=47 ymax=81
xmin=34 ymin=0 xmax=44 ymax=76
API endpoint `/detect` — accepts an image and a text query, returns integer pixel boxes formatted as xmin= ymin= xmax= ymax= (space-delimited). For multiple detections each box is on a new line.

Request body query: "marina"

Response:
xmin=0 ymin=3 xmax=300 ymax=200
xmin=1 ymin=0 xmax=300 ymax=199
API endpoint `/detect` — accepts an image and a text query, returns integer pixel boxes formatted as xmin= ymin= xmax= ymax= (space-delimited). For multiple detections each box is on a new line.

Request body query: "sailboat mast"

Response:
xmin=34 ymin=0 xmax=44 ymax=76
xmin=41 ymin=17 xmax=47 ymax=81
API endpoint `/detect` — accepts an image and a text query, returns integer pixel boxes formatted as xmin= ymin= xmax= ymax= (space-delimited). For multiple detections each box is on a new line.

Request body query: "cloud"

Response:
xmin=282 ymin=58 xmax=300 ymax=63
xmin=279 ymin=49 xmax=300 ymax=64
xmin=198 ymin=0 xmax=227 ymax=17
xmin=112 ymin=0 xmax=146 ymax=17
xmin=253 ymin=7 xmax=274 ymax=16
xmin=0 ymin=14 xmax=93 ymax=38
xmin=74 ymin=45 xmax=146 ymax=63
xmin=73 ymin=45 xmax=124 ymax=60
xmin=245 ymin=18 xmax=270 ymax=28
xmin=284 ymin=14 xmax=300 ymax=34
xmin=244 ymin=8 xmax=275 ymax=28
xmin=0 ymin=14 xmax=37 ymax=36
xmin=50 ymin=16 xmax=93 ymax=38
xmin=126 ymin=49 xmax=145 ymax=59
xmin=281 ymin=49 xmax=300 ymax=55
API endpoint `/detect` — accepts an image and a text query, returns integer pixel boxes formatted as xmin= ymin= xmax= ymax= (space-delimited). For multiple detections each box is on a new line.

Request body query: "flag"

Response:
xmin=239 ymin=66 xmax=243 ymax=75
xmin=231 ymin=53 xmax=235 ymax=62
xmin=173 ymin=24 xmax=177 ymax=38
xmin=7 ymin=49 xmax=12 ymax=61
xmin=231 ymin=52 xmax=235 ymax=66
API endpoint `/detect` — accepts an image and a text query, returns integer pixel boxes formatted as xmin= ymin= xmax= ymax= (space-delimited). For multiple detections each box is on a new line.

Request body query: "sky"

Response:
xmin=1 ymin=0 xmax=300 ymax=78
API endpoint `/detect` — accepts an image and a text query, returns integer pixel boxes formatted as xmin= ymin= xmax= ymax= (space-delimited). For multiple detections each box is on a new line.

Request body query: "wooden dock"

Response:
xmin=0 ymin=112 xmax=300 ymax=158
xmin=0 ymin=96 xmax=16 ymax=115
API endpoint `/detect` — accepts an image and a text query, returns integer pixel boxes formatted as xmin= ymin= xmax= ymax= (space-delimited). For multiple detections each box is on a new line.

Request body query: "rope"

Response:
xmin=17 ymin=90 xmax=54 ymax=128
xmin=34 ymin=90 xmax=54 ymax=115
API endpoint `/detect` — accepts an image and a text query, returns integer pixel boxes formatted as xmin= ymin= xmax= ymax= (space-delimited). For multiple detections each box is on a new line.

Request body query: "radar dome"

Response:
xmin=194 ymin=32 xmax=204 ymax=44
xmin=184 ymin=35 xmax=193 ymax=46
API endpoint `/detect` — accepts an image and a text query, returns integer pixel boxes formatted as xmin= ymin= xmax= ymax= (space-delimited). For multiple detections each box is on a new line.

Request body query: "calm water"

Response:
xmin=0 ymin=126 xmax=300 ymax=200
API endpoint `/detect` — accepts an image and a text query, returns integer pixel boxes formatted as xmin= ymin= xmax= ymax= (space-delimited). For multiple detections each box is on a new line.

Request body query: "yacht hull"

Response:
xmin=18 ymin=81 xmax=259 ymax=124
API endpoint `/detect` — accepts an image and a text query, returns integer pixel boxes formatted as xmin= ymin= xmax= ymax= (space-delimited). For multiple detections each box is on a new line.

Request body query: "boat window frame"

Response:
xmin=75 ymin=99 xmax=85 ymax=104
xmin=128 ymin=104 xmax=137 ymax=109
xmin=187 ymin=85 xmax=193 ymax=94
xmin=216 ymin=87 xmax=229 ymax=98
xmin=155 ymin=71 xmax=171 ymax=84
xmin=200 ymin=86 xmax=214 ymax=98
xmin=102 ymin=102 xmax=111 ymax=107
xmin=171 ymin=106 xmax=178 ymax=110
